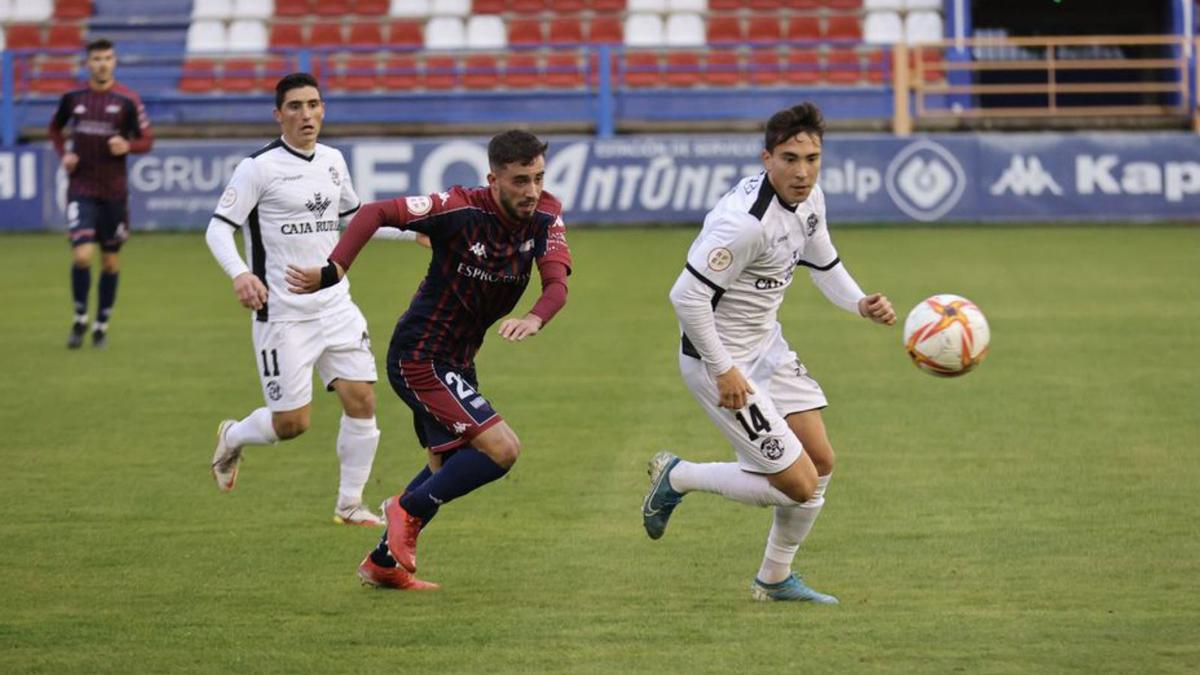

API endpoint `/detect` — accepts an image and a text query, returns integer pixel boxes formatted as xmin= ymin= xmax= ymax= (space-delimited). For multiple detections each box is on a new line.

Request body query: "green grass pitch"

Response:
xmin=1 ymin=226 xmax=1197 ymax=673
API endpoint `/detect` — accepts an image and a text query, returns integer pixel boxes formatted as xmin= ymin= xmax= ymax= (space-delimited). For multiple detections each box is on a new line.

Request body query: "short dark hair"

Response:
xmin=275 ymin=72 xmax=321 ymax=109
xmin=86 ymin=38 xmax=114 ymax=54
xmin=764 ymin=102 xmax=826 ymax=153
xmin=488 ymin=130 xmax=549 ymax=170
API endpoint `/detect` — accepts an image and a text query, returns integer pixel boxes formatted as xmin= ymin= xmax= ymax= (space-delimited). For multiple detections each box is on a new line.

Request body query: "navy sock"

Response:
xmin=97 ymin=271 xmax=119 ymax=325
xmin=404 ymin=464 xmax=433 ymax=494
xmin=71 ymin=265 xmax=90 ymax=318
xmin=399 ymin=448 xmax=508 ymax=522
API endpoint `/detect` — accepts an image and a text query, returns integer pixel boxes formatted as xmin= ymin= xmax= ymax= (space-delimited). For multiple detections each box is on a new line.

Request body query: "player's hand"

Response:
xmin=61 ymin=153 xmax=79 ymax=174
xmin=233 ymin=272 xmax=268 ymax=310
xmin=498 ymin=314 xmax=542 ymax=342
xmin=859 ymin=293 xmax=896 ymax=326
xmin=715 ymin=366 xmax=755 ymax=410
xmin=285 ymin=263 xmax=338 ymax=294
xmin=107 ymin=136 xmax=130 ymax=156
xmin=416 ymin=233 xmax=431 ymax=248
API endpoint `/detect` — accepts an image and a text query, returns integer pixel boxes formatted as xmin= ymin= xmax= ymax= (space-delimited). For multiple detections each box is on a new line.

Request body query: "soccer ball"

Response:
xmin=902 ymin=294 xmax=990 ymax=377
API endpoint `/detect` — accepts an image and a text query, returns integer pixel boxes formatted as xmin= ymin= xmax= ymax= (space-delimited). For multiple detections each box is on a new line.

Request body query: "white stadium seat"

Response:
xmin=232 ymin=0 xmax=275 ymax=20
xmin=429 ymin=0 xmax=469 ymax=16
xmin=668 ymin=0 xmax=708 ymax=12
xmin=0 ymin=0 xmax=13 ymax=22
xmin=10 ymin=0 xmax=53 ymax=21
xmin=424 ymin=16 xmax=466 ymax=49
xmin=227 ymin=19 xmax=268 ymax=51
xmin=863 ymin=11 xmax=903 ymax=45
xmin=0 ymin=28 xmax=6 ymax=51
xmin=664 ymin=13 xmax=705 ymax=47
xmin=192 ymin=0 xmax=233 ymax=20
xmin=905 ymin=10 xmax=944 ymax=45
xmin=904 ymin=0 xmax=943 ymax=10
xmin=627 ymin=0 xmax=668 ymax=12
xmin=187 ymin=20 xmax=228 ymax=53
xmin=389 ymin=0 xmax=430 ymax=17
xmin=624 ymin=13 xmax=664 ymax=47
xmin=465 ymin=15 xmax=506 ymax=49
xmin=864 ymin=0 xmax=904 ymax=10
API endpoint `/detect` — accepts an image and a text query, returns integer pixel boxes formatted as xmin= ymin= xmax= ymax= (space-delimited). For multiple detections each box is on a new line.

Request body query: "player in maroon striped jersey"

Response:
xmin=48 ymin=39 xmax=154 ymax=349
xmin=287 ymin=130 xmax=572 ymax=590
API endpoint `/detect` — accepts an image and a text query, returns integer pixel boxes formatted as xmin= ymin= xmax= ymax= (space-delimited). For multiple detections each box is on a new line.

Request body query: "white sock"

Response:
xmin=225 ymin=407 xmax=279 ymax=449
xmin=757 ymin=474 xmax=831 ymax=584
xmin=668 ymin=460 xmax=800 ymax=508
xmin=335 ymin=414 xmax=379 ymax=509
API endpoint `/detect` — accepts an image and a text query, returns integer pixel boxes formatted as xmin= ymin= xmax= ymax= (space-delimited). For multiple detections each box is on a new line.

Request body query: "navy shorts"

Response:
xmin=388 ymin=357 xmax=503 ymax=453
xmin=69 ymin=196 xmax=129 ymax=252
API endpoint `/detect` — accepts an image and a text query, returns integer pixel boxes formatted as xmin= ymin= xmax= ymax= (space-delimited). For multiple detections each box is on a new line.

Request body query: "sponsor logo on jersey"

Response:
xmin=305 ymin=192 xmax=332 ymax=217
xmin=469 ymin=242 xmax=488 ymax=258
xmin=760 ymin=437 xmax=784 ymax=461
xmin=406 ymin=195 xmax=432 ymax=216
xmin=105 ymin=104 xmax=121 ymax=114
xmin=328 ymin=165 xmax=341 ymax=186
xmin=281 ymin=174 xmax=303 ymax=182
xmin=219 ymin=186 xmax=237 ymax=208
xmin=452 ymin=422 xmax=469 ymax=434
xmin=805 ymin=213 xmax=819 ymax=236
xmin=754 ymin=277 xmax=787 ymax=290
xmin=885 ymin=140 xmax=966 ymax=222
xmin=281 ymin=220 xmax=339 ymax=235
xmin=73 ymin=104 xmax=87 ymax=115
xmin=456 ymin=262 xmax=529 ymax=285
xmin=706 ymin=246 xmax=733 ymax=272
xmin=990 ymin=155 xmax=1063 ymax=196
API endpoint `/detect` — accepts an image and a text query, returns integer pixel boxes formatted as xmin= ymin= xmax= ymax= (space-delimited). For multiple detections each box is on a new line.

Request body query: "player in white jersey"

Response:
xmin=204 ymin=74 xmax=420 ymax=526
xmin=642 ymin=102 xmax=896 ymax=602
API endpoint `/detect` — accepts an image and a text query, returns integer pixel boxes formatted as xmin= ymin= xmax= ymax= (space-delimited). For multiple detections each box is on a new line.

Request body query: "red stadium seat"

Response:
xmin=352 ymin=0 xmax=389 ymax=14
xmin=221 ymin=59 xmax=259 ymax=92
xmin=664 ymin=51 xmax=702 ymax=88
xmin=30 ymin=57 xmax=78 ymax=94
xmin=380 ymin=54 xmax=418 ymax=90
xmin=338 ymin=55 xmax=379 ymax=91
xmin=547 ymin=17 xmax=584 ymax=46
xmin=348 ymin=22 xmax=385 ymax=47
xmin=823 ymin=47 xmax=861 ymax=84
xmin=703 ymin=49 xmax=741 ymax=87
xmin=473 ymin=0 xmax=506 ymax=11
xmin=511 ymin=0 xmax=547 ymax=12
xmin=259 ymin=56 xmax=292 ymax=90
xmin=54 ymin=0 xmax=93 ymax=20
xmin=708 ymin=0 xmax=742 ymax=8
xmin=553 ymin=0 xmax=587 ymax=10
xmin=310 ymin=22 xmax=345 ymax=47
xmin=912 ymin=47 xmax=944 ymax=82
xmin=747 ymin=14 xmax=783 ymax=44
xmin=824 ymin=15 xmax=862 ymax=42
xmin=503 ymin=52 xmax=540 ymax=89
xmin=46 ymin=23 xmax=85 ymax=49
xmin=274 ymin=0 xmax=311 ymax=17
xmin=748 ymin=48 xmax=781 ymax=86
xmin=622 ymin=51 xmax=660 ymax=88
xmin=706 ymin=15 xmax=741 ymax=46
xmin=507 ymin=18 xmax=544 ymax=47
xmin=748 ymin=0 xmax=784 ymax=8
xmin=591 ymin=0 xmax=625 ymax=11
xmin=866 ymin=48 xmax=889 ymax=84
xmin=783 ymin=48 xmax=820 ymax=85
xmin=179 ymin=58 xmax=217 ymax=94
xmin=462 ymin=54 xmax=501 ymax=89
xmin=387 ymin=20 xmax=423 ymax=48
xmin=787 ymin=16 xmax=820 ymax=42
xmin=422 ymin=55 xmax=457 ymax=90
xmin=6 ymin=25 xmax=43 ymax=49
xmin=821 ymin=0 xmax=862 ymax=9
xmin=269 ymin=23 xmax=305 ymax=49
xmin=587 ymin=16 xmax=622 ymax=44
xmin=544 ymin=51 xmax=584 ymax=88
xmin=315 ymin=0 xmax=351 ymax=15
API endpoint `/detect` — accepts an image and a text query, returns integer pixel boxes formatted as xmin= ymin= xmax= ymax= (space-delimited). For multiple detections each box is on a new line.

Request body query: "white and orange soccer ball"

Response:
xmin=902 ymin=294 xmax=990 ymax=377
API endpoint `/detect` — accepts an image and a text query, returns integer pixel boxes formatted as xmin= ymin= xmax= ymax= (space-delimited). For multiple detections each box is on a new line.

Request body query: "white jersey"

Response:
xmin=213 ymin=138 xmax=361 ymax=322
xmin=670 ymin=173 xmax=864 ymax=378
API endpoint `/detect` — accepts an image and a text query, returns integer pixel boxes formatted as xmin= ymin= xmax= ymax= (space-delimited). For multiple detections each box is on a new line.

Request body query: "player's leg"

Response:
xmin=66 ymin=199 xmax=95 ymax=349
xmin=329 ymin=379 xmax=383 ymax=526
xmin=91 ymin=199 xmax=129 ymax=347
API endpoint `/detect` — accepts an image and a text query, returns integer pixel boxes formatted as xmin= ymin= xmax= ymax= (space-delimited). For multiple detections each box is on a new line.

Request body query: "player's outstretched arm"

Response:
xmin=858 ymin=293 xmax=896 ymax=325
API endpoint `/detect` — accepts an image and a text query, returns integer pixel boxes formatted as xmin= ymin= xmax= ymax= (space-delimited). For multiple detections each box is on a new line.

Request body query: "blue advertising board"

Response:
xmin=4 ymin=132 xmax=1200 ymax=232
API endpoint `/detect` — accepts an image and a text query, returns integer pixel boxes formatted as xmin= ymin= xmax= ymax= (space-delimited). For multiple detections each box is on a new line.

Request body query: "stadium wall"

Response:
xmin=3 ymin=131 xmax=1200 ymax=230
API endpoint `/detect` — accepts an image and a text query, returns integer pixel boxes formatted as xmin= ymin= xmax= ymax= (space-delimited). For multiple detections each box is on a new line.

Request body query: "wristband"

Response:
xmin=319 ymin=261 xmax=340 ymax=289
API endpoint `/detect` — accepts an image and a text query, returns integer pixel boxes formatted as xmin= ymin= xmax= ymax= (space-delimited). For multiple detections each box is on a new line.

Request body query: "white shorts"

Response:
xmin=680 ymin=350 xmax=827 ymax=474
xmin=250 ymin=303 xmax=377 ymax=412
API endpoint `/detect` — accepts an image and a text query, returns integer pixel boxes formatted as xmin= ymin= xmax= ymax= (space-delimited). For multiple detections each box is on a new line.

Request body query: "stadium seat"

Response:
xmin=707 ymin=0 xmax=741 ymax=7
xmin=466 ymin=15 xmax=506 ymax=49
xmin=274 ymin=0 xmax=310 ymax=16
xmin=544 ymin=51 xmax=584 ymax=88
xmin=388 ymin=0 xmax=429 ymax=16
xmin=591 ymin=0 xmax=625 ymax=11
xmin=903 ymin=0 xmax=941 ymax=9
xmin=547 ymin=17 xmax=584 ymax=46
xmin=624 ymin=13 xmax=663 ymax=47
xmin=706 ymin=15 xmax=741 ymax=46
xmin=387 ymin=19 xmax=423 ymax=47
xmin=664 ymin=50 xmax=702 ymax=87
xmin=310 ymin=22 xmax=345 ymax=47
xmin=904 ymin=10 xmax=943 ymax=45
xmin=506 ymin=17 xmax=543 ymax=47
xmin=865 ymin=47 xmax=889 ymax=83
xmin=11 ymin=0 xmax=53 ymax=20
xmin=622 ymin=51 xmax=661 ymax=88
xmin=664 ymin=13 xmax=705 ymax=47
xmin=232 ymin=0 xmax=273 ymax=19
xmin=747 ymin=0 xmax=786 ymax=8
xmin=783 ymin=47 xmax=820 ymax=84
xmin=553 ymin=0 xmax=588 ymax=11
xmin=315 ymin=0 xmax=351 ymax=16
xmin=462 ymin=53 xmax=500 ymax=89
xmin=192 ymin=0 xmax=233 ymax=19
xmin=221 ymin=58 xmax=259 ymax=91
xmin=473 ymin=0 xmax=505 ymax=12
xmin=787 ymin=15 xmax=820 ymax=42
xmin=5 ymin=24 xmax=43 ymax=49
xmin=227 ymin=20 xmax=268 ymax=51
xmin=703 ymin=49 xmax=740 ymax=86
xmin=269 ymin=22 xmax=305 ymax=48
xmin=510 ymin=0 xmax=547 ymax=12
xmin=424 ymin=16 xmax=465 ymax=49
xmin=627 ymin=0 xmax=667 ymax=11
xmin=338 ymin=55 xmax=380 ymax=91
xmin=864 ymin=0 xmax=902 ymax=9
xmin=30 ymin=57 xmax=77 ymax=94
xmin=747 ymin=14 xmax=783 ymax=44
xmin=823 ymin=47 xmax=861 ymax=84
xmin=179 ymin=58 xmax=218 ymax=93
xmin=587 ymin=16 xmax=622 ymax=44
xmin=822 ymin=0 xmax=863 ymax=9
xmin=864 ymin=11 xmax=902 ymax=45
xmin=748 ymin=47 xmax=781 ymax=86
xmin=421 ymin=54 xmax=457 ymax=89
xmin=54 ymin=0 xmax=93 ymax=19
xmin=259 ymin=55 xmax=293 ymax=89
xmin=824 ymin=15 xmax=862 ymax=42
xmin=186 ymin=21 xmax=227 ymax=53
xmin=429 ymin=0 xmax=468 ymax=16
xmin=349 ymin=21 xmax=386 ymax=47
xmin=46 ymin=24 xmax=84 ymax=49
xmin=353 ymin=0 xmax=390 ymax=13
xmin=911 ymin=46 xmax=943 ymax=81
xmin=380 ymin=53 xmax=418 ymax=89
xmin=668 ymin=0 xmax=708 ymax=10
xmin=503 ymin=52 xmax=540 ymax=89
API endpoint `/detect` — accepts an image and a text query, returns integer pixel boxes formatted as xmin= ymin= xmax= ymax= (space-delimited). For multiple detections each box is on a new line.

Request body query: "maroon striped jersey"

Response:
xmin=48 ymin=82 xmax=153 ymax=199
xmin=333 ymin=185 xmax=572 ymax=369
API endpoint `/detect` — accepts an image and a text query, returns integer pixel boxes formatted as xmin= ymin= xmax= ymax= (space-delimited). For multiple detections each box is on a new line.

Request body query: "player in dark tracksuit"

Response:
xmin=48 ymin=39 xmax=153 ymax=349
xmin=286 ymin=130 xmax=572 ymax=590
